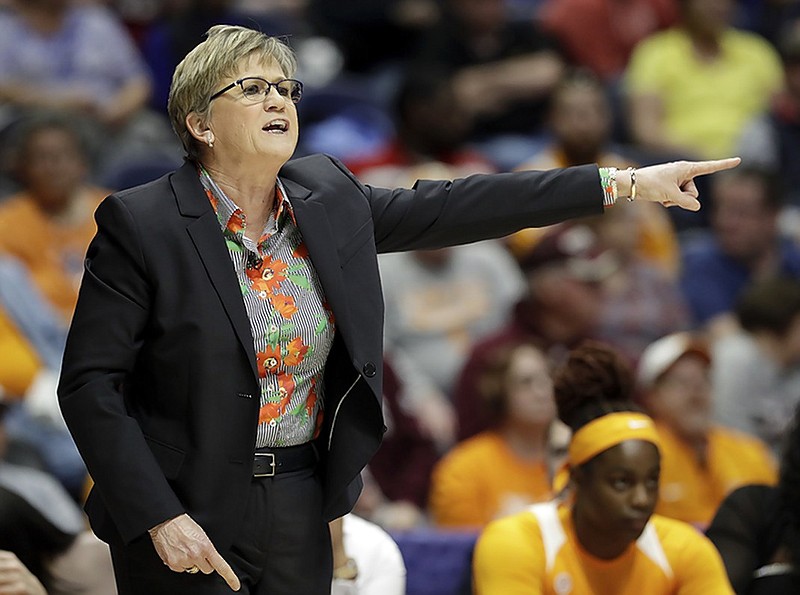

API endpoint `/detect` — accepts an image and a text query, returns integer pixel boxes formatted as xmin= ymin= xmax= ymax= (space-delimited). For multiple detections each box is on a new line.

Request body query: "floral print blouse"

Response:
xmin=199 ymin=166 xmax=335 ymax=447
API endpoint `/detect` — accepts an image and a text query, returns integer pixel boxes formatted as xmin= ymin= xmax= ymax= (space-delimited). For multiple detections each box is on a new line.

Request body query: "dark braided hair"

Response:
xmin=553 ymin=340 xmax=639 ymax=434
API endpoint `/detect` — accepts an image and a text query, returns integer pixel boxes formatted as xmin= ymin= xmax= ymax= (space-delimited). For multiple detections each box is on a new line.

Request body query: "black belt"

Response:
xmin=253 ymin=443 xmax=318 ymax=477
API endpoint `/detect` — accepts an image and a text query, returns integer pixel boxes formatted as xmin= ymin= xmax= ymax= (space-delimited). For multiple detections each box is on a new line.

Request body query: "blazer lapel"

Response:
xmin=171 ymin=162 xmax=259 ymax=381
xmin=282 ymin=178 xmax=353 ymax=355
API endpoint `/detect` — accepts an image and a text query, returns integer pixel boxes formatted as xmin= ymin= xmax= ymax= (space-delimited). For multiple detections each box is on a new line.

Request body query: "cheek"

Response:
xmin=581 ymin=489 xmax=619 ymax=523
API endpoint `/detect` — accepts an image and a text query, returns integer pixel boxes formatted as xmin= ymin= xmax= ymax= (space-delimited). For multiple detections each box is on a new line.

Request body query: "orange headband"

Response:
xmin=567 ymin=412 xmax=661 ymax=468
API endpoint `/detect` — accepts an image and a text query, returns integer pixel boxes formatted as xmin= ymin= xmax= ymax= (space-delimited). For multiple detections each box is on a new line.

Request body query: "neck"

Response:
xmin=499 ymin=421 xmax=549 ymax=461
xmin=560 ymin=145 xmax=602 ymax=167
xmin=35 ymin=188 xmax=82 ymax=221
xmin=202 ymin=160 xmax=279 ymax=242
xmin=572 ymin=506 xmax=632 ymax=560
xmin=688 ymin=28 xmax=722 ymax=60
xmin=203 ymin=159 xmax=279 ymax=209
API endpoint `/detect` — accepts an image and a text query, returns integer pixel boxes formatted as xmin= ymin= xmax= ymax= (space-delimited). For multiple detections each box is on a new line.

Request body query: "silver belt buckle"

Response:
xmin=254 ymin=452 xmax=276 ymax=477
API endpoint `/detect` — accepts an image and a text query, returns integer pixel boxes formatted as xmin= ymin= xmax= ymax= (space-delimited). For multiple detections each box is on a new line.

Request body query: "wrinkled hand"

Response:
xmin=149 ymin=513 xmax=240 ymax=591
xmin=0 ymin=551 xmax=46 ymax=595
xmin=634 ymin=157 xmax=741 ymax=211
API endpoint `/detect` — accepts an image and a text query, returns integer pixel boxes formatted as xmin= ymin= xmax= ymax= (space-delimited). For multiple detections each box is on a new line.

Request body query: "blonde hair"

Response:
xmin=167 ymin=25 xmax=298 ymax=160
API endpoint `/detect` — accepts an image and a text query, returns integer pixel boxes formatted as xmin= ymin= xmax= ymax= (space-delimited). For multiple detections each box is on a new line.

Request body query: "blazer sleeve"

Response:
xmin=327 ymin=155 xmax=605 ymax=253
xmin=57 ymin=194 xmax=185 ymax=544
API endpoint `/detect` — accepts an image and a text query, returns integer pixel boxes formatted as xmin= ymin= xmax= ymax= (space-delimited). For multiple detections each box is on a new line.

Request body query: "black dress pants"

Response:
xmin=110 ymin=465 xmax=333 ymax=594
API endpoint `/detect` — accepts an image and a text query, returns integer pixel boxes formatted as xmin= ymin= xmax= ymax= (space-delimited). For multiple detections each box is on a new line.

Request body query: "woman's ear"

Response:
xmin=186 ymin=112 xmax=214 ymax=147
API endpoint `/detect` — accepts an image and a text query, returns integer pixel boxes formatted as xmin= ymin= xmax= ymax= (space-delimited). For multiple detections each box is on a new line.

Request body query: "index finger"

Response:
xmin=689 ymin=157 xmax=741 ymax=176
xmin=207 ymin=550 xmax=240 ymax=591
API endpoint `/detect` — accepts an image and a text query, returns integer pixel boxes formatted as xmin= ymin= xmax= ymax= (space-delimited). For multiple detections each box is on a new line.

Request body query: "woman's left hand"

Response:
xmin=624 ymin=157 xmax=741 ymax=211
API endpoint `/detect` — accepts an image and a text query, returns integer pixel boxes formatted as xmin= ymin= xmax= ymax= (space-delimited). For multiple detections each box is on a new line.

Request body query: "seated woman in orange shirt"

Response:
xmin=428 ymin=340 xmax=563 ymax=528
xmin=637 ymin=332 xmax=777 ymax=528
xmin=473 ymin=341 xmax=734 ymax=594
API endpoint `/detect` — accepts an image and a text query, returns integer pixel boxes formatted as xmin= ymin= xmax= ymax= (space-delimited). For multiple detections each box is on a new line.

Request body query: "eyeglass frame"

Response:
xmin=209 ymin=77 xmax=304 ymax=104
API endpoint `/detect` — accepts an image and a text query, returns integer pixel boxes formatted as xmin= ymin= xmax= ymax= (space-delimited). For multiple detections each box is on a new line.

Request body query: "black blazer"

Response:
xmin=58 ymin=154 xmax=603 ymax=552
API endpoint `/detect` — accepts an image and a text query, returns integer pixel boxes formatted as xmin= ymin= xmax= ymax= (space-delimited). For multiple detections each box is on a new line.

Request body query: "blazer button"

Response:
xmin=362 ymin=362 xmax=377 ymax=378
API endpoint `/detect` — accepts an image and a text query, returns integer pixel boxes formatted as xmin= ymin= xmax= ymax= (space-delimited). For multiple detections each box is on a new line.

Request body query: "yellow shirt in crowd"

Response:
xmin=429 ymin=431 xmax=552 ymax=528
xmin=473 ymin=501 xmax=734 ymax=594
xmin=654 ymin=422 xmax=777 ymax=528
xmin=625 ymin=27 xmax=783 ymax=158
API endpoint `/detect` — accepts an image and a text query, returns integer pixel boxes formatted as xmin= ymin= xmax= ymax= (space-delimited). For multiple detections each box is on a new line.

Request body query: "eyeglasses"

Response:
xmin=209 ymin=77 xmax=304 ymax=104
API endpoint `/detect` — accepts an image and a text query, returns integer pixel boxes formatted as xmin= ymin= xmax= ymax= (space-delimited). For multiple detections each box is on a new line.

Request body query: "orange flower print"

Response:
xmin=245 ymin=255 xmax=288 ymax=295
xmin=293 ymin=242 xmax=309 ymax=259
xmin=305 ymin=378 xmax=317 ymax=418
xmin=256 ymin=345 xmax=281 ymax=378
xmin=226 ymin=211 xmax=245 ymax=237
xmin=277 ymin=372 xmax=295 ymax=403
xmin=269 ymin=294 xmax=298 ymax=319
xmin=284 ymin=337 xmax=309 ymax=366
xmin=258 ymin=373 xmax=295 ymax=424
xmin=259 ymin=401 xmax=282 ymax=424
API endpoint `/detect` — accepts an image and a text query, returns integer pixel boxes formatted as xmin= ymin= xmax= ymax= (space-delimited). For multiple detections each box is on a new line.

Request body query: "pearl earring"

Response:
xmin=207 ymin=138 xmax=214 ymax=148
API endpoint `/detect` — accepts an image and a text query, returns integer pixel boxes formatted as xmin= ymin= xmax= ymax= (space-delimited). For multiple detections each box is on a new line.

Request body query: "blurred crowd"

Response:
xmin=3 ymin=0 xmax=800 ymax=592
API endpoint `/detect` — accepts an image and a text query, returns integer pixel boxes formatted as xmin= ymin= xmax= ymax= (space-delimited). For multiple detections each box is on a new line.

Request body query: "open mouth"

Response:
xmin=263 ymin=120 xmax=289 ymax=134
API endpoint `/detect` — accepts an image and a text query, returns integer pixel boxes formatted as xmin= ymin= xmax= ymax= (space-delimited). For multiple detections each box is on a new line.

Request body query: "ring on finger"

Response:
xmin=185 ymin=566 xmax=200 ymax=574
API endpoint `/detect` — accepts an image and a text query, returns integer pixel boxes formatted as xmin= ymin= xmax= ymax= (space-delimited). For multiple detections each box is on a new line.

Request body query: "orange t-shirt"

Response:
xmin=0 ymin=188 xmax=107 ymax=321
xmin=654 ymin=422 xmax=777 ymax=527
xmin=429 ymin=430 xmax=553 ymax=528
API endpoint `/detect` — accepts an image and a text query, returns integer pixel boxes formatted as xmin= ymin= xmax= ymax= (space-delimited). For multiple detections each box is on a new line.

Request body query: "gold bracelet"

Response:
xmin=627 ymin=167 xmax=637 ymax=202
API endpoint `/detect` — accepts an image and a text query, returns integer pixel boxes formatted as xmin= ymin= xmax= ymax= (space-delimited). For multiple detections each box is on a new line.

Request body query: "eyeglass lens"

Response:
xmin=240 ymin=78 xmax=303 ymax=103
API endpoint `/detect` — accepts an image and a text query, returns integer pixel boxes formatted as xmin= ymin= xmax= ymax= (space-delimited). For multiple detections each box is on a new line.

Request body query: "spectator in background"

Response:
xmin=141 ymin=0 xmax=312 ymax=115
xmin=346 ymin=67 xmax=496 ymax=187
xmin=539 ymin=0 xmax=677 ymax=83
xmin=587 ymin=207 xmax=690 ymax=363
xmin=511 ymin=70 xmax=680 ymax=279
xmin=354 ymin=357 xmax=439 ymax=531
xmin=473 ymin=341 xmax=734 ymax=594
xmin=412 ymin=0 xmax=566 ymax=170
xmin=0 ymin=254 xmax=83 ymax=498
xmin=0 ymin=112 xmax=109 ymax=321
xmin=0 ymin=551 xmax=46 ymax=595
xmin=515 ymin=70 xmax=634 ymax=172
xmin=308 ymin=0 xmax=439 ymax=75
xmin=706 ymin=399 xmax=800 ymax=594
xmin=713 ymin=277 xmax=800 ymax=454
xmin=0 ymin=0 xmax=150 ymax=128
xmin=738 ymin=19 xmax=800 ymax=210
xmin=637 ymin=332 xmax=777 ymax=528
xmin=625 ymin=0 xmax=783 ymax=161
xmin=0 ymin=256 xmax=66 ymax=400
xmin=0 ymin=403 xmax=116 ymax=595
xmin=0 ymin=0 xmax=180 ymax=176
xmin=379 ymin=242 xmax=525 ymax=416
xmin=330 ymin=513 xmax=406 ymax=595
xmin=453 ymin=223 xmax=607 ymax=441
xmin=429 ymin=341 xmax=559 ymax=528
xmin=680 ymin=167 xmax=800 ymax=337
